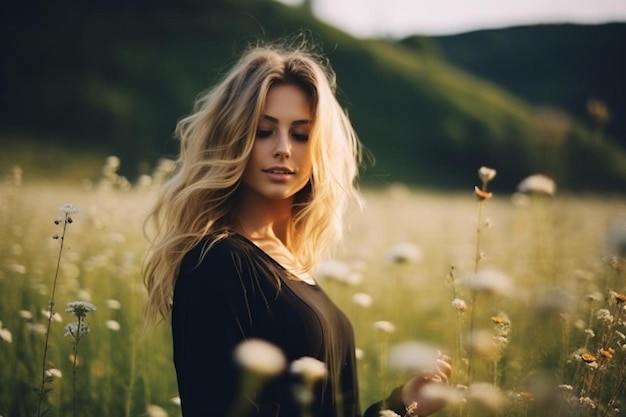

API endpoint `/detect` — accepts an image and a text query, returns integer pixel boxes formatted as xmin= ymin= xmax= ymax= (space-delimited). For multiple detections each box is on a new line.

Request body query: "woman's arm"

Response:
xmin=172 ymin=238 xmax=263 ymax=416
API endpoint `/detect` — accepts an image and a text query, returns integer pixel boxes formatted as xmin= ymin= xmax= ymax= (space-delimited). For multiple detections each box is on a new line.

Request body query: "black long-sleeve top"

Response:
xmin=172 ymin=232 xmax=404 ymax=417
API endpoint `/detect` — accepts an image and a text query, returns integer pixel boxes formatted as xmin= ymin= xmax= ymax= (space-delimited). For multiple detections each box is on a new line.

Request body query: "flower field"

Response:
xmin=0 ymin=164 xmax=624 ymax=417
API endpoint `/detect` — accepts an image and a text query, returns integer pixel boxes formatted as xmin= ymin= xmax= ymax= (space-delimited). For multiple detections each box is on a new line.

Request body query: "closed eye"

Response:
xmin=291 ymin=132 xmax=309 ymax=142
xmin=256 ymin=129 xmax=273 ymax=139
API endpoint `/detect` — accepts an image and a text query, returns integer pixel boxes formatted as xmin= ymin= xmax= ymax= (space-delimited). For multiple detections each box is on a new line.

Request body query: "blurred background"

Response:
xmin=2 ymin=0 xmax=626 ymax=192
xmin=2 ymin=3 xmax=626 ymax=415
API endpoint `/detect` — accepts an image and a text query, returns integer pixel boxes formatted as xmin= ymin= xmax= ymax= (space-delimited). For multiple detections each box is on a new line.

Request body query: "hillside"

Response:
xmin=2 ymin=0 xmax=626 ymax=191
xmin=425 ymin=23 xmax=626 ymax=148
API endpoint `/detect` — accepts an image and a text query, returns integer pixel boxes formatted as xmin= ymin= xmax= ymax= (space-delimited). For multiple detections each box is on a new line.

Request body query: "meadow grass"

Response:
xmin=0 ymin=168 xmax=624 ymax=417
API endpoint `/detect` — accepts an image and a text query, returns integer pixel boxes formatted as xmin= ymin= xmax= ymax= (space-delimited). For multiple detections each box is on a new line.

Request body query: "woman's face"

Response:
xmin=241 ymin=84 xmax=313 ymax=202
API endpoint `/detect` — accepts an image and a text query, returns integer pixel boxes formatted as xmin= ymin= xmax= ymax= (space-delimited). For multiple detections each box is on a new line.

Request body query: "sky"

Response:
xmin=277 ymin=0 xmax=626 ymax=38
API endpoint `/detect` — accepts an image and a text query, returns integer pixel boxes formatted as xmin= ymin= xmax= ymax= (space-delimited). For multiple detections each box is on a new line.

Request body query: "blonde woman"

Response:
xmin=143 ymin=37 xmax=451 ymax=417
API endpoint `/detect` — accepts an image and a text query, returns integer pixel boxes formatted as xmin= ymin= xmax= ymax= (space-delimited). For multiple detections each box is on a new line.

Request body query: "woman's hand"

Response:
xmin=400 ymin=352 xmax=452 ymax=416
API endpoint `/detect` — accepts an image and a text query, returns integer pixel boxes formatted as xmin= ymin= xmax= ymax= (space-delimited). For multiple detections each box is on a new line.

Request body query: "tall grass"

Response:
xmin=0 ymin=165 xmax=624 ymax=416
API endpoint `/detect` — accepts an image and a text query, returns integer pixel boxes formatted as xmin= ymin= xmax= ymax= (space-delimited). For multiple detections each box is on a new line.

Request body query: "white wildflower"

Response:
xmin=584 ymin=329 xmax=595 ymax=337
xmin=352 ymin=293 xmax=373 ymax=308
xmin=355 ymin=348 xmax=364 ymax=360
xmin=68 ymin=353 xmax=80 ymax=366
xmin=384 ymin=242 xmax=423 ymax=264
xmin=579 ymin=396 xmax=596 ymax=409
xmin=136 ymin=174 xmax=152 ymax=189
xmin=59 ymin=203 xmax=79 ymax=215
xmin=41 ymin=309 xmax=62 ymax=323
xmin=452 ymin=298 xmax=468 ymax=312
xmin=558 ymin=384 xmax=574 ymax=391
xmin=145 ymin=404 xmax=168 ymax=417
xmin=105 ymin=155 xmax=121 ymax=169
xmin=478 ymin=166 xmax=497 ymax=183
xmin=467 ymin=382 xmax=506 ymax=411
xmin=65 ymin=301 xmax=96 ymax=318
xmin=595 ymin=308 xmax=613 ymax=324
xmin=19 ymin=310 xmax=32 ymax=319
xmin=64 ymin=322 xmax=90 ymax=338
xmin=517 ymin=174 xmax=556 ymax=196
xmin=106 ymin=299 xmax=122 ymax=309
xmin=170 ymin=396 xmax=181 ymax=405
xmin=421 ymin=383 xmax=465 ymax=404
xmin=373 ymin=321 xmax=395 ymax=334
xmin=7 ymin=263 xmax=26 ymax=274
xmin=234 ymin=338 xmax=286 ymax=377
xmin=569 ymin=348 xmax=586 ymax=362
xmin=27 ymin=323 xmax=47 ymax=335
xmin=388 ymin=341 xmax=440 ymax=373
xmin=461 ymin=268 xmax=513 ymax=296
xmin=105 ymin=320 xmax=121 ymax=331
xmin=0 ymin=321 xmax=12 ymax=343
xmin=344 ymin=271 xmax=363 ymax=285
xmin=313 ymin=259 xmax=353 ymax=284
xmin=45 ymin=368 xmax=62 ymax=378
xmin=290 ymin=357 xmax=328 ymax=382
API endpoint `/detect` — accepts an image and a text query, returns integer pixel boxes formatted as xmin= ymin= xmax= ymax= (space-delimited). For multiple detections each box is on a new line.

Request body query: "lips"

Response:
xmin=263 ymin=167 xmax=294 ymax=175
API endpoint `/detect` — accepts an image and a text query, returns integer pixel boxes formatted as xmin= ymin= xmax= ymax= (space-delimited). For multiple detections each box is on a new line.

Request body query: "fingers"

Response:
xmin=406 ymin=351 xmax=453 ymax=386
xmin=437 ymin=351 xmax=452 ymax=377
xmin=438 ymin=350 xmax=451 ymax=362
xmin=417 ymin=353 xmax=452 ymax=385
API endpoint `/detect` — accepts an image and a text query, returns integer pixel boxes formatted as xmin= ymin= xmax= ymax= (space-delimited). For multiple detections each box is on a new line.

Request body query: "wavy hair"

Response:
xmin=143 ymin=37 xmax=364 ymax=327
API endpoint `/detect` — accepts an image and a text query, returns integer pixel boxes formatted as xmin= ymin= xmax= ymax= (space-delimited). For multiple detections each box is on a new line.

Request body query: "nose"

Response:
xmin=274 ymin=130 xmax=291 ymax=158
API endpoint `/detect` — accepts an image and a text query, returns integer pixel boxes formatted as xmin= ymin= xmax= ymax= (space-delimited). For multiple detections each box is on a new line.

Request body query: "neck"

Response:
xmin=233 ymin=191 xmax=293 ymax=245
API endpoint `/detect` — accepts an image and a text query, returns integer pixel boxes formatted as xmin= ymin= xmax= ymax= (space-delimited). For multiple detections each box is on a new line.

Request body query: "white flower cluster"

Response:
xmin=384 ymin=242 xmax=423 ymax=264
xmin=595 ymin=308 xmax=613 ymax=324
xmin=478 ymin=166 xmax=497 ymax=183
xmin=64 ymin=322 xmax=90 ymax=338
xmin=290 ymin=356 xmax=328 ymax=382
xmin=373 ymin=321 xmax=395 ymax=334
xmin=59 ymin=203 xmax=79 ymax=215
xmin=517 ymin=174 xmax=556 ymax=195
xmin=234 ymin=338 xmax=286 ymax=377
xmin=452 ymin=298 xmax=468 ymax=312
xmin=0 ymin=321 xmax=12 ymax=343
xmin=65 ymin=301 xmax=97 ymax=318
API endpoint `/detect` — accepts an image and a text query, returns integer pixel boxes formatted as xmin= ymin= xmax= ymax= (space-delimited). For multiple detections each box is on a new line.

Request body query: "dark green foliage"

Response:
xmin=428 ymin=23 xmax=626 ymax=147
xmin=1 ymin=1 xmax=625 ymax=191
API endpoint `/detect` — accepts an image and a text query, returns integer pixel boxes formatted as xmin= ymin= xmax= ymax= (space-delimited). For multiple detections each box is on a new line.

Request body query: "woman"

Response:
xmin=143 ymin=37 xmax=451 ymax=417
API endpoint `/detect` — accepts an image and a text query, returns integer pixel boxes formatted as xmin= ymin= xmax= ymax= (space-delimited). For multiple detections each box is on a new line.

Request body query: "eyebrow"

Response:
xmin=261 ymin=115 xmax=311 ymax=125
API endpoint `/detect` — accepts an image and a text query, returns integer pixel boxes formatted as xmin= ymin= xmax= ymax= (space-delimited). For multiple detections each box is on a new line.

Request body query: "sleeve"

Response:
xmin=171 ymin=239 xmax=269 ymax=417
xmin=363 ymin=386 xmax=406 ymax=417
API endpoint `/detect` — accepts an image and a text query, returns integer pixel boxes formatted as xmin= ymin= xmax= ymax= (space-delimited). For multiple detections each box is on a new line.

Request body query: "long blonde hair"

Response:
xmin=143 ymin=37 xmax=364 ymax=327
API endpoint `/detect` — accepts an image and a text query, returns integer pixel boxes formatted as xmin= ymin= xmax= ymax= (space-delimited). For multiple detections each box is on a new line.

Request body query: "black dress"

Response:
xmin=172 ymin=232 xmax=404 ymax=417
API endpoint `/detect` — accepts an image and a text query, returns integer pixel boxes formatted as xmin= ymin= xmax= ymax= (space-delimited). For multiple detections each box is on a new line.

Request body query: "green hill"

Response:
xmin=426 ymin=23 xmax=626 ymax=148
xmin=2 ymin=0 xmax=626 ymax=192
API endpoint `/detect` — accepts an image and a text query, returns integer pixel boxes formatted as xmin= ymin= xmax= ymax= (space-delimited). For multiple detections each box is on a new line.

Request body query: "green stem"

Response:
xmin=37 ymin=213 xmax=69 ymax=417
xmin=72 ymin=317 xmax=82 ymax=417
